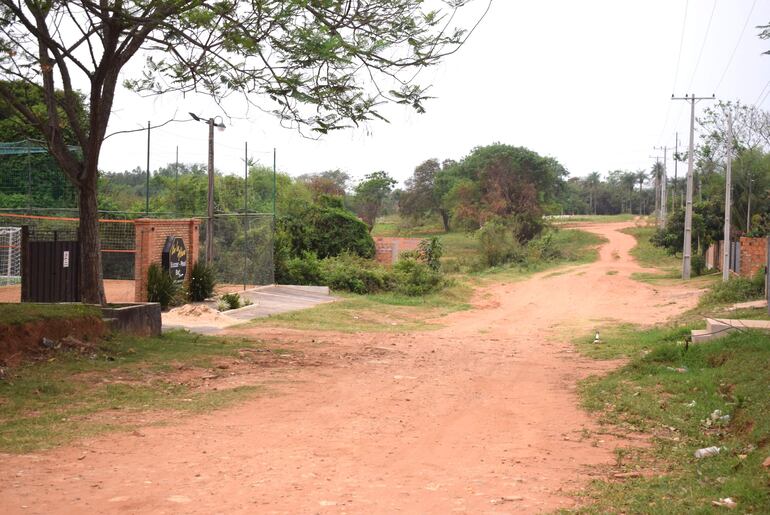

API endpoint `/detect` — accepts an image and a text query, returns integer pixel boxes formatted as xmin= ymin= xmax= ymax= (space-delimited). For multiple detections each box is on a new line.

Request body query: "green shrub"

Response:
xmin=188 ymin=262 xmax=216 ymax=301
xmin=393 ymin=257 xmax=443 ymax=296
xmin=220 ymin=292 xmax=242 ymax=310
xmin=283 ymin=252 xmax=324 ymax=285
xmin=477 ymin=218 xmax=524 ymax=266
xmin=320 ymin=253 xmax=394 ymax=294
xmin=691 ymin=254 xmax=706 ymax=277
xmin=147 ymin=262 xmax=182 ymax=310
xmin=527 ymin=231 xmax=563 ymax=262
xmin=278 ymin=204 xmax=375 ymax=260
xmin=418 ymin=236 xmax=443 ymax=271
xmin=701 ymin=269 xmax=766 ymax=306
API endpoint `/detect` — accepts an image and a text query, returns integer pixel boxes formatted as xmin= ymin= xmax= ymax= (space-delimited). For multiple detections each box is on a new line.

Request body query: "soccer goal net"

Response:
xmin=0 ymin=226 xmax=21 ymax=286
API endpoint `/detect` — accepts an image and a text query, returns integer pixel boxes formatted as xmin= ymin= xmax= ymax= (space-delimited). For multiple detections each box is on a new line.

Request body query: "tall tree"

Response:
xmin=0 ymin=0 xmax=485 ymax=303
xmin=399 ymin=158 xmax=453 ymax=231
xmin=353 ymin=171 xmax=397 ymax=231
xmin=635 ymin=171 xmax=647 ymax=215
xmin=620 ymin=172 xmax=636 ymax=214
xmin=297 ymin=170 xmax=351 ymax=200
xmin=585 ymin=171 xmax=601 ymax=215
xmin=446 ymin=144 xmax=567 ymax=241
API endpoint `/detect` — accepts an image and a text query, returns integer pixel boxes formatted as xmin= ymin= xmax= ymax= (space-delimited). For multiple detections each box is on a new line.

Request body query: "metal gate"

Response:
xmin=21 ymin=230 xmax=81 ymax=302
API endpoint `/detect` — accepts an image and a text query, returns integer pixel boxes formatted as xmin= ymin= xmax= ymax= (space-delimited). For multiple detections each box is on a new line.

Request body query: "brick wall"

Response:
xmin=373 ymin=237 xmax=421 ymax=265
xmin=739 ymin=236 xmax=767 ymax=278
xmin=134 ymin=219 xmax=199 ymax=302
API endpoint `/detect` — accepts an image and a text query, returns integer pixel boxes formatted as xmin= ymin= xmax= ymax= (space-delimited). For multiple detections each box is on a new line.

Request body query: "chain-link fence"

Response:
xmin=0 ymin=141 xmax=78 ymax=210
xmin=0 ymin=211 xmax=137 ymax=281
xmin=200 ymin=213 xmax=275 ymax=287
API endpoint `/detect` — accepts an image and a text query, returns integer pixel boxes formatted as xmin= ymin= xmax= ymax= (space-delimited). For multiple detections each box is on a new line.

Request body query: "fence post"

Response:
xmin=766 ymin=237 xmax=770 ymax=316
xmin=20 ymin=225 xmax=28 ymax=302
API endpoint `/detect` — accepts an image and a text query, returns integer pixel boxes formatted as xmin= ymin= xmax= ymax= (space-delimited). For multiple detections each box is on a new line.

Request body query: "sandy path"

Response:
xmin=0 ymin=222 xmax=701 ymax=514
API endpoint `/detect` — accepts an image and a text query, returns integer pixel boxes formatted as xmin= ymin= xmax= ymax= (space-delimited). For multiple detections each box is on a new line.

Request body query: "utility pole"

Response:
xmin=672 ymin=94 xmax=715 ymax=280
xmin=189 ymin=112 xmax=226 ymax=265
xmin=272 ymin=148 xmax=277 ymax=218
xmin=145 ymin=121 xmax=150 ymax=215
xmin=243 ymin=141 xmax=248 ymax=291
xmin=747 ymin=173 xmax=753 ymax=234
xmin=654 ymin=146 xmax=669 ymax=228
xmin=174 ymin=145 xmax=179 ymax=215
xmin=723 ymin=112 xmax=733 ymax=282
xmin=649 ymin=153 xmax=663 ymax=223
xmin=673 ymin=132 xmax=679 ymax=210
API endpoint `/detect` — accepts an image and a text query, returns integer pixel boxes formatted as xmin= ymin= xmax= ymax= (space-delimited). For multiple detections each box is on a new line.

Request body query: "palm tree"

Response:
xmin=621 ymin=172 xmax=637 ymax=214
xmin=635 ymin=170 xmax=647 ymax=215
xmin=586 ymin=171 xmax=602 ymax=214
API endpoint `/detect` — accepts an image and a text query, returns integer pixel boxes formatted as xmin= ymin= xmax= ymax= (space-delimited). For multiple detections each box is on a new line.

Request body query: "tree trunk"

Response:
xmin=78 ymin=169 xmax=106 ymax=305
xmin=440 ymin=210 xmax=450 ymax=232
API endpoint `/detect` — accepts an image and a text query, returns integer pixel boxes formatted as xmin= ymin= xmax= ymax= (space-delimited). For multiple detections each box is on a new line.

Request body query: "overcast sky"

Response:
xmin=98 ymin=0 xmax=770 ymax=187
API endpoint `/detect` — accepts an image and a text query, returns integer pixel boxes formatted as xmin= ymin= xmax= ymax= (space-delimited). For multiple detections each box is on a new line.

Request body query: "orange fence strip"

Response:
xmin=0 ymin=212 xmax=135 ymax=223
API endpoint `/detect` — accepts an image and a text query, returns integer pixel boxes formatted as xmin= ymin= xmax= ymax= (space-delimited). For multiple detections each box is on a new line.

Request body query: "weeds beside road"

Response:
xmin=572 ymin=229 xmax=770 ymax=513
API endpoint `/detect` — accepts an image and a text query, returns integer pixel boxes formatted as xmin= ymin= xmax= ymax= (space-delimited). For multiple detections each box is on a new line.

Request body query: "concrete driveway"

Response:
xmin=162 ymin=285 xmax=336 ymax=334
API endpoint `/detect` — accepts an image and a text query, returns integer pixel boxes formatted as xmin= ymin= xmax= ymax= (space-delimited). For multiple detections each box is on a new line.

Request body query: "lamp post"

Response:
xmin=189 ymin=112 xmax=225 ymax=265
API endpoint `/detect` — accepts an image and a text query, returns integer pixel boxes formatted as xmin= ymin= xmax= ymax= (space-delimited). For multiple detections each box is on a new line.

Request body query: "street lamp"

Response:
xmin=189 ymin=112 xmax=225 ymax=265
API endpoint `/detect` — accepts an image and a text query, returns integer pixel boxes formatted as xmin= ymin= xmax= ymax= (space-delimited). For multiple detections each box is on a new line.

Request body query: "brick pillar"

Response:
xmin=133 ymin=219 xmax=199 ymax=302
xmin=134 ymin=219 xmax=155 ymax=302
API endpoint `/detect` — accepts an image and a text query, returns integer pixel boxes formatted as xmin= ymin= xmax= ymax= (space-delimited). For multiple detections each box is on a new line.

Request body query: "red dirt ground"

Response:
xmin=0 ymin=222 xmax=702 ymax=514
xmin=0 ymin=279 xmax=135 ymax=304
xmin=0 ymin=281 xmax=254 ymax=304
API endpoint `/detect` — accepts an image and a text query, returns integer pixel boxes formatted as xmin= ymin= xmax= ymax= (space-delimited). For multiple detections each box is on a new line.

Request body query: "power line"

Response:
xmin=753 ymin=79 xmax=770 ymax=105
xmin=657 ymin=0 xmax=690 ymax=146
xmin=715 ymin=0 xmax=759 ymax=93
xmin=672 ymin=0 xmax=690 ymax=95
xmin=686 ymin=0 xmax=718 ymax=92
xmin=758 ymin=85 xmax=770 ymax=108
xmin=670 ymin=0 xmax=718 ymax=138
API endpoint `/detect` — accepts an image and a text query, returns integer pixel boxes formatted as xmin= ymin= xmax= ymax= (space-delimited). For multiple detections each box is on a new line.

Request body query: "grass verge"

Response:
xmin=249 ymin=282 xmax=474 ymax=333
xmin=0 ymin=330 xmax=269 ymax=453
xmin=574 ymin=322 xmax=770 ymax=513
xmin=0 ymin=303 xmax=101 ymax=325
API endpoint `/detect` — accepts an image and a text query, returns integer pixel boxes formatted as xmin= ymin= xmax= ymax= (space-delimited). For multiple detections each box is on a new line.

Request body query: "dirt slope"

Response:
xmin=0 ymin=222 xmax=701 ymax=514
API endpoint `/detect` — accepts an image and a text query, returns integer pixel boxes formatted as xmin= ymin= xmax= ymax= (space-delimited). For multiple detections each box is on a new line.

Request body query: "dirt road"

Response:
xmin=0 ymin=222 xmax=701 ymax=514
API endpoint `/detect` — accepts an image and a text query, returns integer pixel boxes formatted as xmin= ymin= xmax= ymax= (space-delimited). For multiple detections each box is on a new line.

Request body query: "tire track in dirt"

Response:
xmin=0 ymin=222 xmax=702 ymax=514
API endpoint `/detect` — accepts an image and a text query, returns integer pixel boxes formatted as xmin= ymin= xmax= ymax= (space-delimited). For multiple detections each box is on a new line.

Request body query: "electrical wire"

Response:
xmin=656 ymin=0 xmax=690 ymax=147
xmin=686 ymin=0 xmax=718 ymax=92
xmin=714 ymin=0 xmax=759 ymax=93
xmin=668 ymin=0 xmax=719 ymax=145
xmin=753 ymin=79 xmax=770 ymax=105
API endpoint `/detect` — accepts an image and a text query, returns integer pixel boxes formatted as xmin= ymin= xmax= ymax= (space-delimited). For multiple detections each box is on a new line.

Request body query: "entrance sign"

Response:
xmin=162 ymin=236 xmax=187 ymax=283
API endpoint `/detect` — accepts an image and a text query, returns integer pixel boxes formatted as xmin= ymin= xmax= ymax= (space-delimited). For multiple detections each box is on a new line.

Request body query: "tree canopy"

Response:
xmin=0 ymin=0 xmax=486 ymax=303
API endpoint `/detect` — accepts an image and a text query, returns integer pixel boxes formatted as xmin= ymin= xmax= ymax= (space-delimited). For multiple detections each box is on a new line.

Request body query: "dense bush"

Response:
xmin=393 ymin=257 xmax=444 ymax=295
xmin=188 ymin=261 xmax=216 ymax=301
xmin=527 ymin=231 xmax=563 ymax=262
xmin=477 ymin=218 xmax=524 ymax=266
xmin=282 ymin=252 xmax=324 ymax=285
xmin=278 ymin=204 xmax=375 ymax=259
xmin=320 ymin=253 xmax=394 ymax=294
xmin=276 ymin=202 xmax=375 ymax=283
xmin=147 ymin=263 xmax=182 ymax=310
